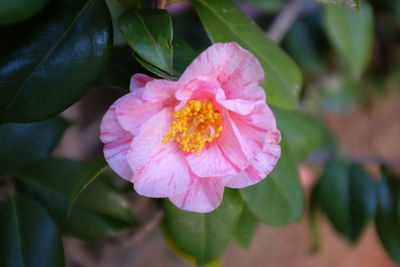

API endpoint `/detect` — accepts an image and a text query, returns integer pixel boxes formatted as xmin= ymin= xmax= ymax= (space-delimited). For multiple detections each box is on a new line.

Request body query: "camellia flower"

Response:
xmin=100 ymin=42 xmax=281 ymax=213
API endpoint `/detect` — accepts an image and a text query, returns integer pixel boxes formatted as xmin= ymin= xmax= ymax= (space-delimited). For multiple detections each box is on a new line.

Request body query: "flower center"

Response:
xmin=162 ymin=100 xmax=223 ymax=156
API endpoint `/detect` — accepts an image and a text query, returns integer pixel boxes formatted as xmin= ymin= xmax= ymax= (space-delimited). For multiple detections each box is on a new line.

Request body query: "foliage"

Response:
xmin=1 ymin=0 xmax=400 ymax=265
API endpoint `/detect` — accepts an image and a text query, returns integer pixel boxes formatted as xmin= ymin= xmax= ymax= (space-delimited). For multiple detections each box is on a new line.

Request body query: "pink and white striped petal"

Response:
xmin=169 ymin=175 xmax=224 ymax=213
xmin=100 ymin=103 xmax=133 ymax=180
xmin=127 ymin=108 xmax=190 ymax=197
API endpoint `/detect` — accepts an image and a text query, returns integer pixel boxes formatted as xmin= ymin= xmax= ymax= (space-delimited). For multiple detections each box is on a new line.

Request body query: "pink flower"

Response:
xmin=100 ymin=42 xmax=281 ymax=213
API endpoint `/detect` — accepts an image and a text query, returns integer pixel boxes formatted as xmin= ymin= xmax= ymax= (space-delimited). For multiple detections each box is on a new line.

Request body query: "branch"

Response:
xmin=267 ymin=0 xmax=303 ymax=43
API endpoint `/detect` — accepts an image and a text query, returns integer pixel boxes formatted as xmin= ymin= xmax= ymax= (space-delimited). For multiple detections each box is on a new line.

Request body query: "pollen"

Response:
xmin=162 ymin=100 xmax=223 ymax=156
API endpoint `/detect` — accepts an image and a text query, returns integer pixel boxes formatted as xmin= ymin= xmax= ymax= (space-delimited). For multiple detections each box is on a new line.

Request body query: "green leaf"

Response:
xmin=233 ymin=207 xmax=258 ymax=249
xmin=245 ymin=0 xmax=283 ymax=13
xmin=133 ymin=38 xmax=198 ymax=80
xmin=119 ymin=9 xmax=173 ymax=74
xmin=241 ymin=140 xmax=304 ymax=226
xmin=324 ymin=3 xmax=374 ymax=79
xmin=375 ymin=169 xmax=400 ymax=264
xmin=16 ymin=158 xmax=135 ymax=240
xmin=191 ymin=0 xmax=302 ymax=110
xmin=96 ymin=46 xmax=135 ymax=91
xmin=273 ymin=107 xmax=328 ymax=162
xmin=0 ymin=0 xmax=113 ymax=123
xmin=0 ymin=0 xmax=50 ymax=25
xmin=314 ymin=161 xmax=377 ymax=243
xmin=172 ymin=38 xmax=198 ymax=76
xmin=283 ymin=19 xmax=325 ymax=75
xmin=0 ymin=192 xmax=64 ymax=267
xmin=317 ymin=0 xmax=360 ymax=10
xmin=0 ymin=117 xmax=69 ymax=176
xmin=68 ymin=153 xmax=109 ymax=216
xmin=163 ymin=189 xmax=243 ymax=265
xmin=135 ymin=54 xmax=177 ymax=80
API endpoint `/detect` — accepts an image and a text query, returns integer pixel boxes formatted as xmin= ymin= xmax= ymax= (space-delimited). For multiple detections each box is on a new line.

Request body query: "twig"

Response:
xmin=105 ymin=209 xmax=165 ymax=248
xmin=128 ymin=209 xmax=165 ymax=246
xmin=267 ymin=0 xmax=303 ymax=43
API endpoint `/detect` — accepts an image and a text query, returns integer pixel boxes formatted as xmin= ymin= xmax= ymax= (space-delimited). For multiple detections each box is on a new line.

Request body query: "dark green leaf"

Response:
xmin=314 ymin=161 xmax=377 ymax=243
xmin=133 ymin=38 xmax=198 ymax=80
xmin=191 ymin=0 xmax=302 ymax=109
xmin=233 ymin=207 xmax=258 ymax=249
xmin=273 ymin=107 xmax=328 ymax=162
xmin=96 ymin=46 xmax=134 ymax=91
xmin=0 ymin=192 xmax=64 ymax=267
xmin=16 ymin=158 xmax=135 ymax=240
xmin=317 ymin=0 xmax=360 ymax=10
xmin=68 ymin=153 xmax=109 ymax=215
xmin=324 ymin=3 xmax=374 ymax=79
xmin=163 ymin=189 xmax=243 ymax=265
xmin=134 ymin=53 xmax=177 ymax=80
xmin=0 ymin=117 xmax=69 ymax=176
xmin=0 ymin=0 xmax=50 ymax=25
xmin=241 ymin=140 xmax=304 ymax=226
xmin=172 ymin=38 xmax=198 ymax=76
xmin=119 ymin=9 xmax=173 ymax=74
xmin=375 ymin=169 xmax=400 ymax=264
xmin=0 ymin=0 xmax=113 ymax=123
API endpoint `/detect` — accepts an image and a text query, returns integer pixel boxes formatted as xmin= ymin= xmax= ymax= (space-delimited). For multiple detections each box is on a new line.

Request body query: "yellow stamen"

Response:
xmin=162 ymin=100 xmax=223 ymax=156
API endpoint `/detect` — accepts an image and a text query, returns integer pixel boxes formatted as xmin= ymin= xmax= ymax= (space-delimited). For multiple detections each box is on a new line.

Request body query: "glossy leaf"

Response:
xmin=375 ymin=169 xmax=400 ymax=264
xmin=0 ymin=0 xmax=113 ymax=123
xmin=133 ymin=38 xmax=198 ymax=80
xmin=314 ymin=161 xmax=377 ymax=243
xmin=68 ymin=153 xmax=109 ymax=215
xmin=0 ymin=0 xmax=50 ymax=25
xmin=273 ymin=107 xmax=328 ymax=162
xmin=191 ymin=0 xmax=302 ymax=109
xmin=324 ymin=3 xmax=374 ymax=79
xmin=119 ymin=9 xmax=173 ymax=74
xmin=317 ymin=0 xmax=360 ymax=10
xmin=0 ymin=192 xmax=64 ymax=267
xmin=233 ymin=207 xmax=258 ymax=249
xmin=163 ymin=189 xmax=243 ymax=265
xmin=241 ymin=140 xmax=304 ymax=226
xmin=16 ymin=158 xmax=135 ymax=240
xmin=0 ymin=117 xmax=69 ymax=176
xmin=172 ymin=38 xmax=198 ymax=76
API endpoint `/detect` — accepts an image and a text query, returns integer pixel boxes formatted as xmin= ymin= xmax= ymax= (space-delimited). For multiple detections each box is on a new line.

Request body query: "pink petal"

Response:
xmin=142 ymin=79 xmax=178 ymax=104
xmin=130 ymin=73 xmax=154 ymax=92
xmin=169 ymin=174 xmax=224 ymax=213
xmin=215 ymin=88 xmax=263 ymax=115
xmin=127 ymin=108 xmax=190 ymax=197
xmin=186 ymin=142 xmax=239 ymax=178
xmin=100 ymin=102 xmax=133 ymax=180
xmin=225 ymin=143 xmax=281 ymax=188
xmin=179 ymin=42 xmax=265 ymax=101
xmin=115 ymin=93 xmax=164 ymax=135
xmin=225 ymin=105 xmax=281 ymax=188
